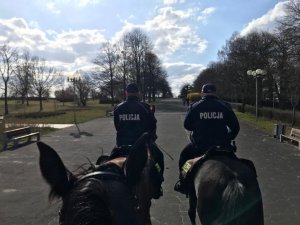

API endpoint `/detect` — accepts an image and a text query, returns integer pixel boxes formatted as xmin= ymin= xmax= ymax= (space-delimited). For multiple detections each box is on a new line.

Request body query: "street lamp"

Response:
xmin=247 ymin=69 xmax=267 ymax=120
xmin=67 ymin=72 xmax=81 ymax=136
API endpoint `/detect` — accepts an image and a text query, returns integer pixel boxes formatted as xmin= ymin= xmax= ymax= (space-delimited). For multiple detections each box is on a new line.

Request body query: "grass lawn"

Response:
xmin=236 ymin=111 xmax=292 ymax=136
xmin=0 ymin=99 xmax=113 ymax=150
xmin=0 ymin=99 xmax=113 ymax=124
xmin=0 ymin=99 xmax=295 ymax=150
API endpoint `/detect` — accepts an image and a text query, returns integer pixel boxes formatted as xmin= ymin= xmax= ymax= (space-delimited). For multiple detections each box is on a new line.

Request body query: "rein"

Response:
xmin=75 ymin=171 xmax=125 ymax=185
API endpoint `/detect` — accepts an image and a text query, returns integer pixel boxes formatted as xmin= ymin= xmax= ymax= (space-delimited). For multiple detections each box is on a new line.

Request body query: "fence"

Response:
xmin=231 ymin=103 xmax=300 ymax=126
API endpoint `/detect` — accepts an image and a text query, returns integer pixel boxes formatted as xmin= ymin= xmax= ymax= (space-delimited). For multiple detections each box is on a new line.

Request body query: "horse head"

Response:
xmin=125 ymin=133 xmax=163 ymax=225
xmin=37 ymin=137 xmax=153 ymax=225
xmin=96 ymin=132 xmax=163 ymax=225
xmin=38 ymin=132 xmax=162 ymax=225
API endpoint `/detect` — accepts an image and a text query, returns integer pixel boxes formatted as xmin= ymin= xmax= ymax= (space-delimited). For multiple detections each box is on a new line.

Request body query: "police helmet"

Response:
xmin=201 ymin=83 xmax=216 ymax=94
xmin=126 ymin=83 xmax=139 ymax=93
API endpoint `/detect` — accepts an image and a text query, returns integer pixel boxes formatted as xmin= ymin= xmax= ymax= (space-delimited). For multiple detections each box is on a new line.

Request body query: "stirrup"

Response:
xmin=153 ymin=187 xmax=163 ymax=199
xmin=174 ymin=180 xmax=188 ymax=196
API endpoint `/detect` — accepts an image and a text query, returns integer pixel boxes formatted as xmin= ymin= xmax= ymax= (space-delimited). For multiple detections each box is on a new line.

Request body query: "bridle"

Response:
xmin=74 ymin=171 xmax=125 ymax=184
xmin=58 ymin=161 xmax=155 ymax=225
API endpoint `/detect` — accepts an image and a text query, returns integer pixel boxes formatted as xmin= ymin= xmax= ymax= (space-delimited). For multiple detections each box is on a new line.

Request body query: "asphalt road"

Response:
xmin=1 ymin=98 xmax=300 ymax=225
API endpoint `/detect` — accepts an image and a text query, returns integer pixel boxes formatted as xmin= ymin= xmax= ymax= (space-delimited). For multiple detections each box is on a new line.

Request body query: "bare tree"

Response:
xmin=0 ymin=44 xmax=18 ymax=115
xmin=93 ymin=41 xmax=119 ymax=106
xmin=123 ymin=28 xmax=152 ymax=92
xmin=156 ymin=69 xmax=172 ymax=98
xmin=9 ymin=51 xmax=34 ymax=106
xmin=216 ymin=31 xmax=276 ymax=110
xmin=277 ymin=0 xmax=300 ymax=109
xmin=287 ymin=65 xmax=300 ymax=125
xmin=76 ymin=73 xmax=93 ymax=107
xmin=117 ymin=40 xmax=131 ymax=100
xmin=143 ymin=51 xmax=164 ymax=102
xmin=91 ymin=30 xmax=171 ymax=103
xmin=31 ymin=57 xmax=60 ymax=111
xmin=279 ymin=0 xmax=300 ymax=49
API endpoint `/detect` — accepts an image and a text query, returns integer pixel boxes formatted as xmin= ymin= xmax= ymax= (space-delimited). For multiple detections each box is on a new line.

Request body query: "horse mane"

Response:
xmin=60 ymin=176 xmax=112 ymax=225
xmin=58 ymin=160 xmax=118 ymax=225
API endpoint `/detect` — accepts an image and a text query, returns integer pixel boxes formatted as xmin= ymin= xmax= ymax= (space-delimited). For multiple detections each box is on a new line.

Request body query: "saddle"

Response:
xmin=93 ymin=146 xmax=131 ymax=176
xmin=181 ymin=146 xmax=257 ymax=196
xmin=182 ymin=146 xmax=238 ymax=181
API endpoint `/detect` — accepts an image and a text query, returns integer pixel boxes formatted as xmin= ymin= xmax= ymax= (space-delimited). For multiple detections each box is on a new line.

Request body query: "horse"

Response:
xmin=186 ymin=150 xmax=264 ymax=225
xmin=37 ymin=133 xmax=163 ymax=225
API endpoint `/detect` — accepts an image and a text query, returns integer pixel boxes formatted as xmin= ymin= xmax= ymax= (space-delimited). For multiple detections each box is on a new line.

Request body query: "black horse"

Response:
xmin=37 ymin=133 xmax=162 ymax=225
xmin=186 ymin=151 xmax=264 ymax=225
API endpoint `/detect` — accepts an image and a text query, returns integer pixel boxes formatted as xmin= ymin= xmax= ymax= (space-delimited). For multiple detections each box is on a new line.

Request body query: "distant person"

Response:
xmin=186 ymin=97 xmax=190 ymax=106
xmin=113 ymin=83 xmax=164 ymax=198
xmin=174 ymin=83 xmax=240 ymax=194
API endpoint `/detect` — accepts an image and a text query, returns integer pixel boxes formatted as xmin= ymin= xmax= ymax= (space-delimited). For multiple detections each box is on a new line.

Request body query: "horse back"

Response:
xmin=194 ymin=155 xmax=264 ymax=225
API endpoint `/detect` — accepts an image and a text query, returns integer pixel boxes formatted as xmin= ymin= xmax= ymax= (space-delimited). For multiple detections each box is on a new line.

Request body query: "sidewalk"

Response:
xmin=5 ymin=123 xmax=74 ymax=129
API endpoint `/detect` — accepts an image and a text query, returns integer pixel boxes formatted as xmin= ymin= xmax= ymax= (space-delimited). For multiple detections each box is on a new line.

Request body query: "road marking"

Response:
xmin=12 ymin=160 xmax=23 ymax=164
xmin=3 ymin=189 xmax=17 ymax=193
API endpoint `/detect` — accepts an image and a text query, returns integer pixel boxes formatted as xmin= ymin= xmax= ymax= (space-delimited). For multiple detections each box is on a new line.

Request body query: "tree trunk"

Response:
xmin=110 ymin=73 xmax=114 ymax=106
xmin=292 ymin=106 xmax=296 ymax=126
xmin=39 ymin=93 xmax=43 ymax=111
xmin=4 ymin=82 xmax=8 ymax=115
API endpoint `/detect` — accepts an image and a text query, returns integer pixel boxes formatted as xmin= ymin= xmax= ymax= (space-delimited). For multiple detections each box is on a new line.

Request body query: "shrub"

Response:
xmin=260 ymin=108 xmax=273 ymax=119
xmin=232 ymin=102 xmax=300 ymax=126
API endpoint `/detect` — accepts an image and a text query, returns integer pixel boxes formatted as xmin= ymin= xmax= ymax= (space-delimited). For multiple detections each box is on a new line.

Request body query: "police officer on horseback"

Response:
xmin=174 ymin=83 xmax=240 ymax=194
xmin=113 ymin=83 xmax=164 ymax=198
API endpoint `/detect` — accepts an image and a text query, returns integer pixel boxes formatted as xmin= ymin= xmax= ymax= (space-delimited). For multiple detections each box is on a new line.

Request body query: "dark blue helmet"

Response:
xmin=201 ymin=83 xmax=216 ymax=94
xmin=126 ymin=83 xmax=139 ymax=93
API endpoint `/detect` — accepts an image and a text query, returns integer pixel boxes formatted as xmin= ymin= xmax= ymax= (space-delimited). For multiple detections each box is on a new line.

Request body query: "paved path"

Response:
xmin=1 ymin=99 xmax=300 ymax=225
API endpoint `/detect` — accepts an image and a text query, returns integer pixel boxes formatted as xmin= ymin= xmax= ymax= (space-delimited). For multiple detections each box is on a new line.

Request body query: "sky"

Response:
xmin=0 ymin=0 xmax=289 ymax=96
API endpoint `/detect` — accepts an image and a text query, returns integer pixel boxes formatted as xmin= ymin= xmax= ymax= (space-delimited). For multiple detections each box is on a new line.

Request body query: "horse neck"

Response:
xmin=134 ymin=151 xmax=154 ymax=225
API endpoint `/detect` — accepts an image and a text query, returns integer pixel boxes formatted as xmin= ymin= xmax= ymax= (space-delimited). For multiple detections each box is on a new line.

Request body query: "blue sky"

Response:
xmin=0 ymin=0 xmax=288 ymax=96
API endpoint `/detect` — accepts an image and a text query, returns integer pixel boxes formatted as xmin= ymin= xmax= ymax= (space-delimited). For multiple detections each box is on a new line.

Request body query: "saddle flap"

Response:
xmin=182 ymin=146 xmax=237 ymax=180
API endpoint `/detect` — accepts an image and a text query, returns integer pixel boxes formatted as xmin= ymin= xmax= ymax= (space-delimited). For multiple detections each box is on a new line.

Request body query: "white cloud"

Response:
xmin=164 ymin=62 xmax=205 ymax=96
xmin=0 ymin=4 xmax=209 ymax=96
xmin=46 ymin=2 xmax=61 ymax=14
xmin=0 ymin=17 xmax=106 ymax=73
xmin=113 ymin=6 xmax=208 ymax=58
xmin=145 ymin=7 xmax=208 ymax=56
xmin=78 ymin=0 xmax=100 ymax=7
xmin=44 ymin=0 xmax=100 ymax=14
xmin=197 ymin=7 xmax=216 ymax=23
xmin=112 ymin=6 xmax=208 ymax=96
xmin=163 ymin=0 xmax=185 ymax=5
xmin=240 ymin=1 xmax=287 ymax=36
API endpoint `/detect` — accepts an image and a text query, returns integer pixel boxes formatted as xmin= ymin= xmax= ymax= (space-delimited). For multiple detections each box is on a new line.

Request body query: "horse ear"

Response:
xmin=37 ymin=142 xmax=70 ymax=198
xmin=125 ymin=133 xmax=149 ymax=186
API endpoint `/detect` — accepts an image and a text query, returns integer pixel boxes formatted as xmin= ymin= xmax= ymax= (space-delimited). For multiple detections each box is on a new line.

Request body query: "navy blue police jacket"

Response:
xmin=184 ymin=95 xmax=240 ymax=148
xmin=113 ymin=96 xmax=157 ymax=146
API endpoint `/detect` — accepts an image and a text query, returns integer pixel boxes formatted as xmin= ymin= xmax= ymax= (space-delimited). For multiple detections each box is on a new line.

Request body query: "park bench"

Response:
xmin=2 ymin=126 xmax=40 ymax=150
xmin=106 ymin=108 xmax=114 ymax=117
xmin=280 ymin=128 xmax=300 ymax=150
xmin=106 ymin=110 xmax=114 ymax=117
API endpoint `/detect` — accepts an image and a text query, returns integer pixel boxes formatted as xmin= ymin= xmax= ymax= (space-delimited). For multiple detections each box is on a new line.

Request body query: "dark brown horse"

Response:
xmin=187 ymin=152 xmax=264 ymax=225
xmin=37 ymin=133 xmax=162 ymax=225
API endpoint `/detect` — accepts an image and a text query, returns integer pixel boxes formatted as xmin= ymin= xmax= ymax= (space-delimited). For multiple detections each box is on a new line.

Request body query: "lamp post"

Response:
xmin=67 ymin=72 xmax=81 ymax=136
xmin=247 ymin=69 xmax=267 ymax=120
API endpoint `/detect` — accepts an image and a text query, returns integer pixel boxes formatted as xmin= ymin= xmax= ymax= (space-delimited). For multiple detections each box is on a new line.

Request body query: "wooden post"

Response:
xmin=0 ymin=115 xmax=5 ymax=145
